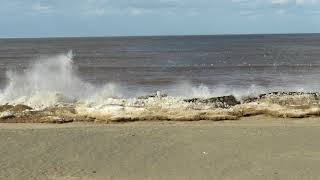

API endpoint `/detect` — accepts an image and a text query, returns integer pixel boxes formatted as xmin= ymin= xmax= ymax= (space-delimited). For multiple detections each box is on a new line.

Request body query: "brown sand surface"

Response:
xmin=1 ymin=117 xmax=320 ymax=179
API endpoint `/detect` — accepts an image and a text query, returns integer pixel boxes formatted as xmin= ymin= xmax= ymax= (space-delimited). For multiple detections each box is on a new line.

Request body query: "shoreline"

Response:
xmin=2 ymin=115 xmax=320 ymax=129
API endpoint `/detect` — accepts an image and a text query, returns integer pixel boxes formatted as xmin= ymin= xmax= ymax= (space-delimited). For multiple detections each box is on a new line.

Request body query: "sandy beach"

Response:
xmin=2 ymin=1 xmax=320 ymax=179
xmin=1 ymin=117 xmax=320 ymax=180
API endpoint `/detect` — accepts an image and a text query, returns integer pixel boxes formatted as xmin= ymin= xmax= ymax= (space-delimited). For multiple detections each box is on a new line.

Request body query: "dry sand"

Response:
xmin=1 ymin=116 xmax=320 ymax=180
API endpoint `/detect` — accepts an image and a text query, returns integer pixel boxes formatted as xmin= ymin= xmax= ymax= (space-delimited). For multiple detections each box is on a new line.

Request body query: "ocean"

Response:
xmin=1 ymin=34 xmax=320 ymax=96
xmin=1 ymin=34 xmax=320 ymax=121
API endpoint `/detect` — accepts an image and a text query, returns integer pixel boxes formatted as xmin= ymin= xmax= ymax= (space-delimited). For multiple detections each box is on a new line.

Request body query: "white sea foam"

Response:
xmin=169 ymin=82 xmax=267 ymax=99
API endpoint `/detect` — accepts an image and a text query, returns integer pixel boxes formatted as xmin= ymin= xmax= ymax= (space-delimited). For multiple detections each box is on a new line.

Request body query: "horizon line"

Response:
xmin=1 ymin=32 xmax=320 ymax=39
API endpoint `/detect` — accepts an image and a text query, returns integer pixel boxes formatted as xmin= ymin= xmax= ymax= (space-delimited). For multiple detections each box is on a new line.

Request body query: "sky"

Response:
xmin=0 ymin=0 xmax=320 ymax=37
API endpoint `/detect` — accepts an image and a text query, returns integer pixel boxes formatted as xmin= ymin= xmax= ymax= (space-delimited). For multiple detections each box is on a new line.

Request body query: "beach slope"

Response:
xmin=1 ymin=118 xmax=320 ymax=180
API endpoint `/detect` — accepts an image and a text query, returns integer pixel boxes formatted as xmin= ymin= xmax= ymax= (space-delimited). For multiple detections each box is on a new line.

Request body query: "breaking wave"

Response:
xmin=0 ymin=51 xmax=121 ymax=108
xmin=1 ymin=52 xmax=320 ymax=123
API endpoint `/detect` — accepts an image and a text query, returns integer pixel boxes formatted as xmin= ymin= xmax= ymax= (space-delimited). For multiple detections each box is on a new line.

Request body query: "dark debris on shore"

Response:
xmin=1 ymin=91 xmax=320 ymax=123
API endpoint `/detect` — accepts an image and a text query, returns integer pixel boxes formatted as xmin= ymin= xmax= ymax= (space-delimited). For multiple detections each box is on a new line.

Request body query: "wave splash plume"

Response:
xmin=1 ymin=52 xmax=320 ymax=123
xmin=0 ymin=51 xmax=121 ymax=108
xmin=0 ymin=51 xmax=92 ymax=107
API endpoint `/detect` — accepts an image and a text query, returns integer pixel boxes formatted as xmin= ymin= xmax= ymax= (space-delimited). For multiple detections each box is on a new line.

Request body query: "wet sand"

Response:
xmin=1 ymin=117 xmax=320 ymax=180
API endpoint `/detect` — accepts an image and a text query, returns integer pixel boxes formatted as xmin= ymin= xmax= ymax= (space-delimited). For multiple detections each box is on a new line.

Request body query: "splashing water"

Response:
xmin=0 ymin=51 xmax=97 ymax=107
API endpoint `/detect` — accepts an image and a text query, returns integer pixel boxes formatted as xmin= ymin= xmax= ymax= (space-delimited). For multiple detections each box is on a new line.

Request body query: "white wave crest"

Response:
xmin=0 ymin=51 xmax=102 ymax=108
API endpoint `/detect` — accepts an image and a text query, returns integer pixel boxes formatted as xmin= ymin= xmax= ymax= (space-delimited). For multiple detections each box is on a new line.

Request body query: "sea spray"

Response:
xmin=0 ymin=51 xmax=95 ymax=108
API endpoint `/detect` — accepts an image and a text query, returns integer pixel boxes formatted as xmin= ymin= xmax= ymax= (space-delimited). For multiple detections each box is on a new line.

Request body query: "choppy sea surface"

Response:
xmin=1 ymin=34 xmax=320 ymax=122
